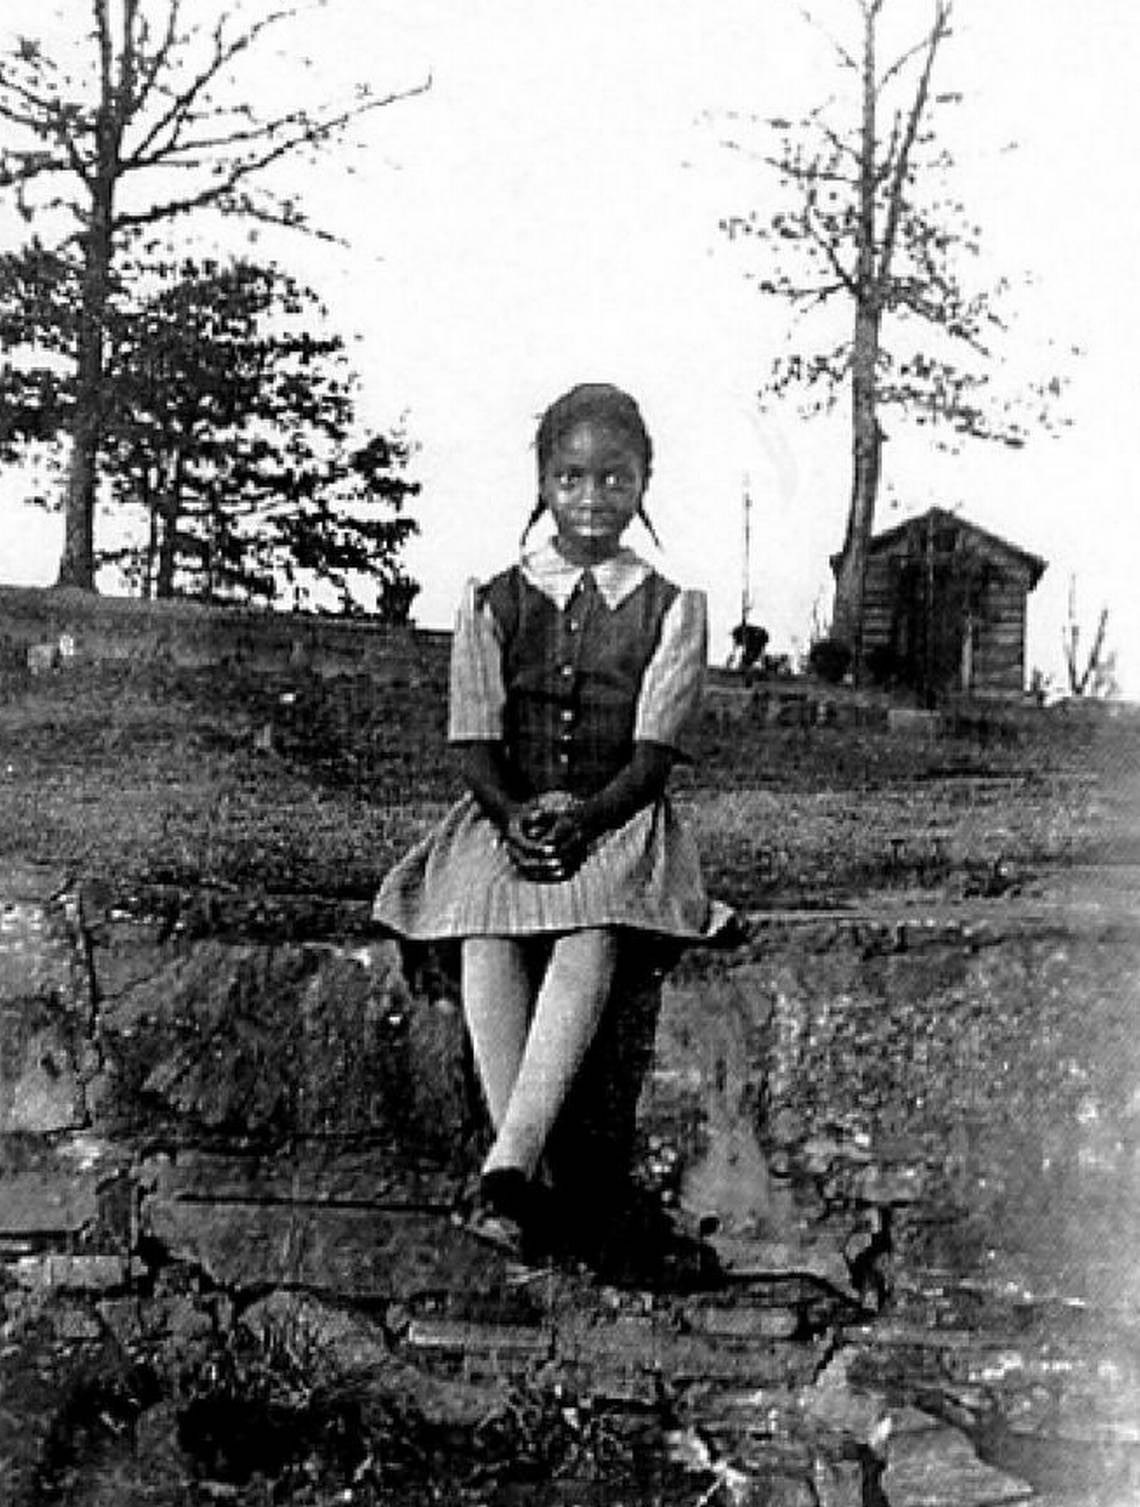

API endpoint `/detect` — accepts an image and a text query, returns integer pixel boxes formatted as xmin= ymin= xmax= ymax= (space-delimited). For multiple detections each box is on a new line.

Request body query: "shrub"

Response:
xmin=807 ymin=637 xmax=852 ymax=685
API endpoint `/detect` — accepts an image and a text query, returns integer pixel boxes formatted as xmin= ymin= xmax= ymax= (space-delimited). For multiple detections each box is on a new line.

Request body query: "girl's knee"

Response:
xmin=550 ymin=927 xmax=620 ymax=983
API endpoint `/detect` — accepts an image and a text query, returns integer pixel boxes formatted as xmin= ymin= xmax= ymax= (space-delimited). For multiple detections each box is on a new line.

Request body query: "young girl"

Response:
xmin=374 ymin=382 xmax=726 ymax=1258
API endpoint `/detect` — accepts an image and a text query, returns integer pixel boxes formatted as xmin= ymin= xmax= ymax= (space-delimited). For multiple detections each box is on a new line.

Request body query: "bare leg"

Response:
xmin=461 ymin=937 xmax=532 ymax=1130
xmin=484 ymin=928 xmax=619 ymax=1179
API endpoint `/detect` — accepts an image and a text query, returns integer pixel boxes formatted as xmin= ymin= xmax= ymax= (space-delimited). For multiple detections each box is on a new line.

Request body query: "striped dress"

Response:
xmin=373 ymin=540 xmax=726 ymax=943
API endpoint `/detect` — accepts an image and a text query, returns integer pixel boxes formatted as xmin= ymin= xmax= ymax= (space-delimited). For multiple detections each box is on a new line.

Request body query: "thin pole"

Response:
xmin=741 ymin=476 xmax=752 ymax=630
xmin=924 ymin=512 xmax=935 ymax=705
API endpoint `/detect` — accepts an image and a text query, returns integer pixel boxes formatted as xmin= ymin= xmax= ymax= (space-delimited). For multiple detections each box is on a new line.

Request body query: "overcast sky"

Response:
xmin=3 ymin=0 xmax=1138 ymax=694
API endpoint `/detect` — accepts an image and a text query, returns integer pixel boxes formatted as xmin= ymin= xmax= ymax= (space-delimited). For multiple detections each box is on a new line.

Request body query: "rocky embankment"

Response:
xmin=4 ymin=853 xmax=1140 ymax=1505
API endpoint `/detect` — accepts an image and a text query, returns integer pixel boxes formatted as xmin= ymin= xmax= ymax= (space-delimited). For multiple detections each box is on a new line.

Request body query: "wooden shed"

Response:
xmin=853 ymin=508 xmax=1046 ymax=704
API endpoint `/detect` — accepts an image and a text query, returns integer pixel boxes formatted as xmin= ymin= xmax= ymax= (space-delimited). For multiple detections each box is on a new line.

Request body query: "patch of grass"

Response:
xmin=1 ymin=662 xmax=1137 ymax=907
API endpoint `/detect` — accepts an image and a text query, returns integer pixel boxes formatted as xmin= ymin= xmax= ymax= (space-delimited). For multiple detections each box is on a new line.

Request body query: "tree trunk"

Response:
xmin=155 ymin=511 xmax=176 ymax=599
xmin=830 ymin=3 xmax=883 ymax=673
xmin=56 ymin=54 xmax=118 ymax=591
xmin=155 ymin=448 xmax=183 ymax=599
xmin=141 ymin=473 xmax=157 ymax=599
xmin=57 ymin=230 xmax=111 ymax=589
xmin=832 ymin=326 xmax=882 ymax=661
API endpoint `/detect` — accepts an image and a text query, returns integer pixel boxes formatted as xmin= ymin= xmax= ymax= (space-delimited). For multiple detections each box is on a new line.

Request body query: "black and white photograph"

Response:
xmin=1 ymin=2 xmax=1138 ymax=1502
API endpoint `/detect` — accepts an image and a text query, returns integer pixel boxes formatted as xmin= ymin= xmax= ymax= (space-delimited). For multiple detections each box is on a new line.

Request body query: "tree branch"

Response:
xmin=115 ymin=0 xmax=143 ymax=136
xmin=816 ymin=117 xmax=862 ymax=167
xmin=128 ymin=0 xmax=183 ymax=119
xmin=0 ymin=147 xmax=69 ymax=186
xmin=878 ymin=31 xmax=939 ymax=94
xmin=94 ymin=0 xmax=114 ymax=104
xmin=123 ymin=3 xmax=312 ymax=169
xmin=797 ymin=4 xmax=859 ymax=72
xmin=113 ymin=77 xmax=430 ymax=234
xmin=803 ymin=213 xmax=856 ymax=294
xmin=875 ymin=0 xmax=951 ymax=289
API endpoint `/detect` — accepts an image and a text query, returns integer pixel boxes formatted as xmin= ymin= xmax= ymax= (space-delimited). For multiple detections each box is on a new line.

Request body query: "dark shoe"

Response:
xmin=465 ymin=1168 xmax=532 ymax=1260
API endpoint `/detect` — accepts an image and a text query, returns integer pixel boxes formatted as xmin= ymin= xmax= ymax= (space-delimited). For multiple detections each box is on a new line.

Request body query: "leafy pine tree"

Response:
xmin=0 ymin=248 xmax=421 ymax=618
xmin=0 ymin=0 xmax=428 ymax=588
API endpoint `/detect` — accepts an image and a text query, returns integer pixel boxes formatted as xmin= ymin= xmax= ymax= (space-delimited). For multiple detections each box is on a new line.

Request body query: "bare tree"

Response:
xmin=0 ymin=0 xmax=428 ymax=588
xmin=720 ymin=0 xmax=1069 ymax=671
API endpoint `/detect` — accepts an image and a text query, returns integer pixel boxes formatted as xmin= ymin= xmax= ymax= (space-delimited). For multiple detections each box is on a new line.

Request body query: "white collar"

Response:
xmin=519 ymin=541 xmax=652 ymax=610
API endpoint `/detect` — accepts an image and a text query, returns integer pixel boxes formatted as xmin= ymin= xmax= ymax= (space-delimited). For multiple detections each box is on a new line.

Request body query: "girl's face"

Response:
xmin=540 ymin=420 xmax=645 ymax=564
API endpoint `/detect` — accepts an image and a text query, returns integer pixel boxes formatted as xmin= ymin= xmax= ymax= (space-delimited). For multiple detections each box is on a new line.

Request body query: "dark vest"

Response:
xmin=478 ymin=565 xmax=679 ymax=797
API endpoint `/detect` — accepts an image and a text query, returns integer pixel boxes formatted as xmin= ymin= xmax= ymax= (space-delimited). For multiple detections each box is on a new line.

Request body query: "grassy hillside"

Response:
xmin=1 ymin=661 xmax=1137 ymax=910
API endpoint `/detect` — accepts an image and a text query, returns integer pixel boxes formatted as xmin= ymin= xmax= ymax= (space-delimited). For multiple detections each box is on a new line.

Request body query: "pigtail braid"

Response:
xmin=638 ymin=504 xmax=663 ymax=552
xmin=519 ymin=497 xmax=545 ymax=547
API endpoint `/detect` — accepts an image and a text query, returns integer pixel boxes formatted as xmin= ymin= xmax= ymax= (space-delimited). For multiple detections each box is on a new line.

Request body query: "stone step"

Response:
xmin=140 ymin=1145 xmax=465 ymax=1209
xmin=0 ymin=1137 xmax=133 ymax=1254
xmin=145 ymin=1194 xmax=503 ymax=1299
xmin=880 ymin=1407 xmax=1035 ymax=1506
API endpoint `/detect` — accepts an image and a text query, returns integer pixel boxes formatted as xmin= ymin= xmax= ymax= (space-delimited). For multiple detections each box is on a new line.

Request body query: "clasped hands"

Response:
xmin=504 ymin=790 xmax=593 ymax=883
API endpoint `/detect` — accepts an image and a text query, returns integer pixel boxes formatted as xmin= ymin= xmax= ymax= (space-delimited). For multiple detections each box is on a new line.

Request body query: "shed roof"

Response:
xmin=865 ymin=507 xmax=1047 ymax=589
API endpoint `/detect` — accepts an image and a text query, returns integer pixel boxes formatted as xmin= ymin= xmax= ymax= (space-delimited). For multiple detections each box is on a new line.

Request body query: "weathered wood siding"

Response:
xmin=858 ymin=514 xmax=1042 ymax=702
xmin=861 ymin=556 xmax=898 ymax=656
xmin=970 ymin=573 xmax=1030 ymax=700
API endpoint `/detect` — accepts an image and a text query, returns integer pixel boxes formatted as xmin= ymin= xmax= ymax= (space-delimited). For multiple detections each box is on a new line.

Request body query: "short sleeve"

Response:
xmin=447 ymin=579 xmax=506 ymax=741
xmin=633 ymin=588 xmax=707 ymax=748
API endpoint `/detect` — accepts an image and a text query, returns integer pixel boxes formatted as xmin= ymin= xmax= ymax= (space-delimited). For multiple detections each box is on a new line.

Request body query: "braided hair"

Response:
xmin=521 ymin=383 xmax=661 ymax=549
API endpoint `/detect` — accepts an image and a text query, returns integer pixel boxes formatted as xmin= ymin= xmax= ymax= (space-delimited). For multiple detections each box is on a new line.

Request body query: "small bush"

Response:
xmin=807 ymin=638 xmax=852 ymax=685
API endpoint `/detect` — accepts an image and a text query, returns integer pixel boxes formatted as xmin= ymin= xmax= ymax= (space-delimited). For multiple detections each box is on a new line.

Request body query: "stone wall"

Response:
xmin=0 ymin=584 xmax=450 ymax=684
xmin=6 ymin=853 xmax=1139 ymax=1303
xmin=0 ymin=864 xmax=469 ymax=1155
xmin=6 ymin=860 xmax=1140 ymax=1504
